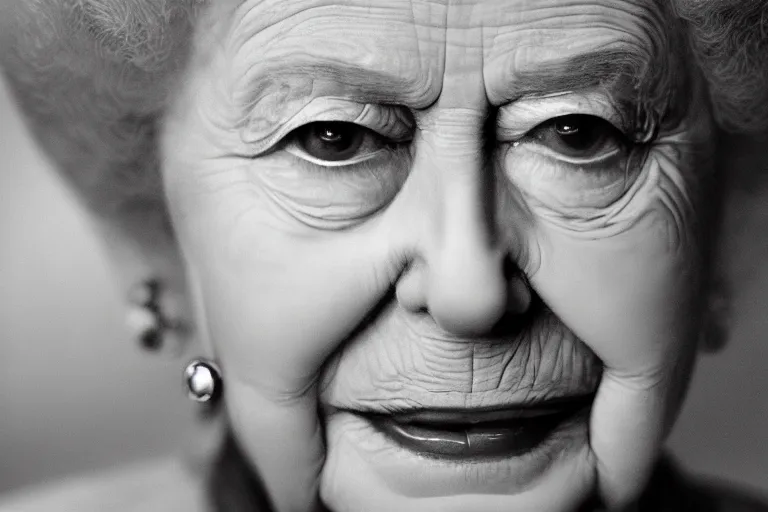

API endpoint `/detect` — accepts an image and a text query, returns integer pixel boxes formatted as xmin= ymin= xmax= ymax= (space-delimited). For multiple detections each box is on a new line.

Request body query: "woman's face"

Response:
xmin=162 ymin=0 xmax=716 ymax=510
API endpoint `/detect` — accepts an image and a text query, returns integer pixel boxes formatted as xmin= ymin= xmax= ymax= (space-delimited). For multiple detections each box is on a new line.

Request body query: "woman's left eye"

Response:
xmin=526 ymin=114 xmax=627 ymax=161
xmin=290 ymin=121 xmax=389 ymax=163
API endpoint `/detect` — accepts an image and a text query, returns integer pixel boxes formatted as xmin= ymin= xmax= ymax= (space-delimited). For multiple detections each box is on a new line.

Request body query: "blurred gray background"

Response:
xmin=1 ymin=73 xmax=766 ymax=498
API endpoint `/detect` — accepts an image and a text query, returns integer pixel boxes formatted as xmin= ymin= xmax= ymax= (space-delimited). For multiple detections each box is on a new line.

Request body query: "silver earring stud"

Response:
xmin=184 ymin=359 xmax=223 ymax=403
xmin=126 ymin=279 xmax=184 ymax=353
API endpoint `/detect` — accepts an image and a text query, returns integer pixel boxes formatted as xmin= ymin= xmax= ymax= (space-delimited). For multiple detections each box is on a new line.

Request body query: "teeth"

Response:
xmin=409 ymin=418 xmax=530 ymax=430
xmin=392 ymin=410 xmax=555 ymax=426
xmin=405 ymin=412 xmax=570 ymax=433
xmin=389 ymin=399 xmax=592 ymax=426
xmin=370 ymin=407 xmax=587 ymax=459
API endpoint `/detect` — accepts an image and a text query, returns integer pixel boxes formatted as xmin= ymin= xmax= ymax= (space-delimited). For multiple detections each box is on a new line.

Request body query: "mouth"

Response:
xmin=360 ymin=395 xmax=594 ymax=461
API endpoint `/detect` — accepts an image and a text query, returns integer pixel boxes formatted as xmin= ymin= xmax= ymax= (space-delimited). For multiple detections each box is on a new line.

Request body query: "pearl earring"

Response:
xmin=184 ymin=359 xmax=223 ymax=403
xmin=126 ymin=279 xmax=184 ymax=353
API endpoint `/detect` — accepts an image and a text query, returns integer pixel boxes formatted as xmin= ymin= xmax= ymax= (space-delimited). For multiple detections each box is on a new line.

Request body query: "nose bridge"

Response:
xmin=426 ymin=109 xmax=496 ymax=247
xmin=437 ymin=138 xmax=499 ymax=270
xmin=409 ymin=109 xmax=511 ymax=336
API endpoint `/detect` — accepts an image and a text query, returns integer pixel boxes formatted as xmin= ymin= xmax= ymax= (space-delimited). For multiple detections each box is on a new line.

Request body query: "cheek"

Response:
xmin=531 ymin=152 xmax=707 ymax=368
xmin=168 ymin=162 xmax=403 ymax=387
xmin=255 ymin=155 xmax=409 ymax=229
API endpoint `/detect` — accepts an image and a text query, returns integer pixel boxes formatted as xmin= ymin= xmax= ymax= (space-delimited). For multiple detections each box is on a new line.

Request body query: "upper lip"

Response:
xmin=351 ymin=393 xmax=596 ymax=424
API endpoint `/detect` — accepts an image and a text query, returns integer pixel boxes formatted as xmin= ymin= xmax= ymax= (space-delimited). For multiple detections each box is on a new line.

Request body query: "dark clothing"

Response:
xmin=636 ymin=457 xmax=768 ymax=512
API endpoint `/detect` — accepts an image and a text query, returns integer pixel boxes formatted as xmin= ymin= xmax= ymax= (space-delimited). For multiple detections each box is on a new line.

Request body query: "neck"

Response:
xmin=207 ymin=430 xmax=275 ymax=512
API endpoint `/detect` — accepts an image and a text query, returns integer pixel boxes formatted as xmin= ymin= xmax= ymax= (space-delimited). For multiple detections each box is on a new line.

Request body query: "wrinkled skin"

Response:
xmin=162 ymin=0 xmax=717 ymax=511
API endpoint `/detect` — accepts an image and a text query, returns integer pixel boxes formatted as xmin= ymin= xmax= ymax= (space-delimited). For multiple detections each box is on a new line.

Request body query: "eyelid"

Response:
xmin=354 ymin=104 xmax=415 ymax=141
xmin=497 ymin=92 xmax=627 ymax=141
xmin=284 ymin=143 xmax=390 ymax=168
xmin=519 ymin=142 xmax=624 ymax=166
xmin=242 ymin=98 xmax=413 ymax=156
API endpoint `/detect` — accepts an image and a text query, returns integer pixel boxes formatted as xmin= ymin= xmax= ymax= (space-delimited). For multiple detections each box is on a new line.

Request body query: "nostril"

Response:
xmin=503 ymin=257 xmax=533 ymax=315
xmin=395 ymin=259 xmax=429 ymax=313
xmin=489 ymin=287 xmax=544 ymax=338
xmin=508 ymin=273 xmax=532 ymax=315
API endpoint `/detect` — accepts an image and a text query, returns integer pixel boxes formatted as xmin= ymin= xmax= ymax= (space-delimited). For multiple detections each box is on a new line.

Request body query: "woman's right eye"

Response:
xmin=287 ymin=121 xmax=393 ymax=165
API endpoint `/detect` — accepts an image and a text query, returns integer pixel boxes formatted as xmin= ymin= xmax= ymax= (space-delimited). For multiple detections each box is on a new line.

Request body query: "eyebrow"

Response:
xmin=241 ymin=45 xmax=680 ymax=134
xmin=240 ymin=60 xmax=438 ymax=111
xmin=504 ymin=47 xmax=671 ymax=104
xmin=503 ymin=45 xmax=683 ymax=138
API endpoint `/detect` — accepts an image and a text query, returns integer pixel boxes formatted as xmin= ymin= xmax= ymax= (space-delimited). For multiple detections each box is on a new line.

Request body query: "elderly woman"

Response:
xmin=1 ymin=0 xmax=767 ymax=510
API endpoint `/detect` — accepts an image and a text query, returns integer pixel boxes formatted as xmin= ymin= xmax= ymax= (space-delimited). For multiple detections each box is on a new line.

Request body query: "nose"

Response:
xmin=427 ymin=180 xmax=508 ymax=336
xmin=396 ymin=116 xmax=532 ymax=337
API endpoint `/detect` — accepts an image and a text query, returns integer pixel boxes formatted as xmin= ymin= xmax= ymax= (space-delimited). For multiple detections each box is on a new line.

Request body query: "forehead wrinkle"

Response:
xmin=231 ymin=0 xmax=686 ymax=127
xmin=231 ymin=5 xmax=445 ymax=119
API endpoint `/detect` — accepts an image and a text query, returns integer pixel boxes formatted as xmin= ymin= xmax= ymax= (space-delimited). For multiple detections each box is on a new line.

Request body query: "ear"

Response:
xmin=700 ymin=130 xmax=768 ymax=354
xmin=0 ymin=0 xmax=202 ymax=355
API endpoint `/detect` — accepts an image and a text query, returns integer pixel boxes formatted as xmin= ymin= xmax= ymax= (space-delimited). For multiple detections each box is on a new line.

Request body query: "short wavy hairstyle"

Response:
xmin=1 ymin=0 xmax=767 ymax=221
xmin=675 ymin=0 xmax=768 ymax=133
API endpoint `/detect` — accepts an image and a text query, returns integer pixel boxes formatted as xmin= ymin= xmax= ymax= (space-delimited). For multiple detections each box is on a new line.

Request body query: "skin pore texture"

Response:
xmin=158 ymin=0 xmax=718 ymax=511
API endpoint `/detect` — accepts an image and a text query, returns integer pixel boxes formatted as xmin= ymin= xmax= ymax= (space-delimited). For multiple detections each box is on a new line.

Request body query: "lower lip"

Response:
xmin=323 ymin=409 xmax=593 ymax=499
xmin=367 ymin=408 xmax=586 ymax=460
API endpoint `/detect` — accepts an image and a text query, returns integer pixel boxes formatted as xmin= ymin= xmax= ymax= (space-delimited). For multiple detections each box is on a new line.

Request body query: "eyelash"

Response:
xmin=287 ymin=143 xmax=410 ymax=175
xmin=517 ymin=116 xmax=636 ymax=165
